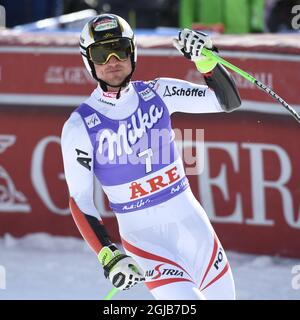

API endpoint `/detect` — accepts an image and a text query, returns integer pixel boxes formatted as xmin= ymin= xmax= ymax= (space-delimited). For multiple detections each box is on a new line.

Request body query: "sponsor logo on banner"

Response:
xmin=163 ymin=86 xmax=206 ymax=97
xmin=84 ymin=113 xmax=101 ymax=129
xmin=185 ymin=70 xmax=204 ymax=84
xmin=0 ymin=135 xmax=31 ymax=213
xmin=232 ymin=72 xmax=273 ymax=90
xmin=45 ymin=66 xmax=94 ymax=85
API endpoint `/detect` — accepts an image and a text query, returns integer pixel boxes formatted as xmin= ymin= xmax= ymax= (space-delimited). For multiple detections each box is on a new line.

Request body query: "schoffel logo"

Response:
xmin=291 ymin=5 xmax=300 ymax=30
xmin=0 ymin=265 xmax=6 ymax=289
xmin=0 ymin=5 xmax=5 ymax=28
xmin=145 ymin=264 xmax=184 ymax=279
xmin=291 ymin=265 xmax=300 ymax=290
xmin=163 ymin=86 xmax=206 ymax=98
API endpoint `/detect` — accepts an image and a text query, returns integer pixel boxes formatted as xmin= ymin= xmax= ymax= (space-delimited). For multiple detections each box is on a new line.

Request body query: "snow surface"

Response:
xmin=0 ymin=233 xmax=299 ymax=300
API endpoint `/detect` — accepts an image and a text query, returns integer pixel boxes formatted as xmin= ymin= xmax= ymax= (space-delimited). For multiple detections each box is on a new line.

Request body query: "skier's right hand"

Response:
xmin=98 ymin=244 xmax=145 ymax=290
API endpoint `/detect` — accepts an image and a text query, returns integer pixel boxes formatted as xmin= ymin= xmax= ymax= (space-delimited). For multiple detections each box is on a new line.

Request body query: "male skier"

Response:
xmin=61 ymin=13 xmax=241 ymax=299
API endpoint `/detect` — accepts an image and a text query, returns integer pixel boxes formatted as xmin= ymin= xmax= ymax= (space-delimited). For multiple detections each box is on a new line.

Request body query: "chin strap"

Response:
xmin=98 ymin=72 xmax=132 ymax=99
xmin=116 ymin=86 xmax=122 ymax=99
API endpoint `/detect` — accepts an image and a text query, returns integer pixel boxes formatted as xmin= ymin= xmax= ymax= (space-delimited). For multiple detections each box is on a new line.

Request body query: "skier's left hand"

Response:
xmin=173 ymin=28 xmax=218 ymax=73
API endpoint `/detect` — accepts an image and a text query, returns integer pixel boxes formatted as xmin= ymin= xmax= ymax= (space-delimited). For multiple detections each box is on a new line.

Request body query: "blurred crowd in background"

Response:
xmin=0 ymin=0 xmax=300 ymax=33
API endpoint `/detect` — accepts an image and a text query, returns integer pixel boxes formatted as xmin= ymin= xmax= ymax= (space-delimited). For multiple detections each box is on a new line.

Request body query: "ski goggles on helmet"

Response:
xmin=88 ymin=38 xmax=133 ymax=65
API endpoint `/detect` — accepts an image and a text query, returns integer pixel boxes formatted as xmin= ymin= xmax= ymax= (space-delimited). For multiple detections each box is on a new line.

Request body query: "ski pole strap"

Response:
xmin=202 ymin=48 xmax=256 ymax=83
xmin=103 ymin=254 xmax=129 ymax=278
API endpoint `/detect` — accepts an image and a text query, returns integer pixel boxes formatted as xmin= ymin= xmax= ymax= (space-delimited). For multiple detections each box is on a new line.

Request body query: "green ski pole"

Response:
xmin=201 ymin=47 xmax=300 ymax=123
xmin=103 ymin=287 xmax=118 ymax=300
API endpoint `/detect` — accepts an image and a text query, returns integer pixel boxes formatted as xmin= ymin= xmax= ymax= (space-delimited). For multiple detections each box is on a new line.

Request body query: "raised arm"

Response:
xmin=173 ymin=29 xmax=241 ymax=112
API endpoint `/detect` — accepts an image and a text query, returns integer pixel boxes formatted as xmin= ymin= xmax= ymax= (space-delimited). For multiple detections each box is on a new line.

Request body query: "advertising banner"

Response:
xmin=0 ymin=33 xmax=299 ymax=257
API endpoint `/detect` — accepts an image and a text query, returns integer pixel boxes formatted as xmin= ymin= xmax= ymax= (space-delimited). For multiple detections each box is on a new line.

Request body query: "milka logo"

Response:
xmin=98 ymin=105 xmax=163 ymax=160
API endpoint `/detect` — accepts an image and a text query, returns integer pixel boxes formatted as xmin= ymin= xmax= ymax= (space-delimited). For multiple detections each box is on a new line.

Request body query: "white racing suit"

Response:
xmin=61 ymin=77 xmax=236 ymax=299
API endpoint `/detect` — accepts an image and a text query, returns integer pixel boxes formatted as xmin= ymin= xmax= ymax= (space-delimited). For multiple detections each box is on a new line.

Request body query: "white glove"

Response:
xmin=98 ymin=244 xmax=145 ymax=291
xmin=173 ymin=28 xmax=218 ymax=73
xmin=173 ymin=28 xmax=213 ymax=61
